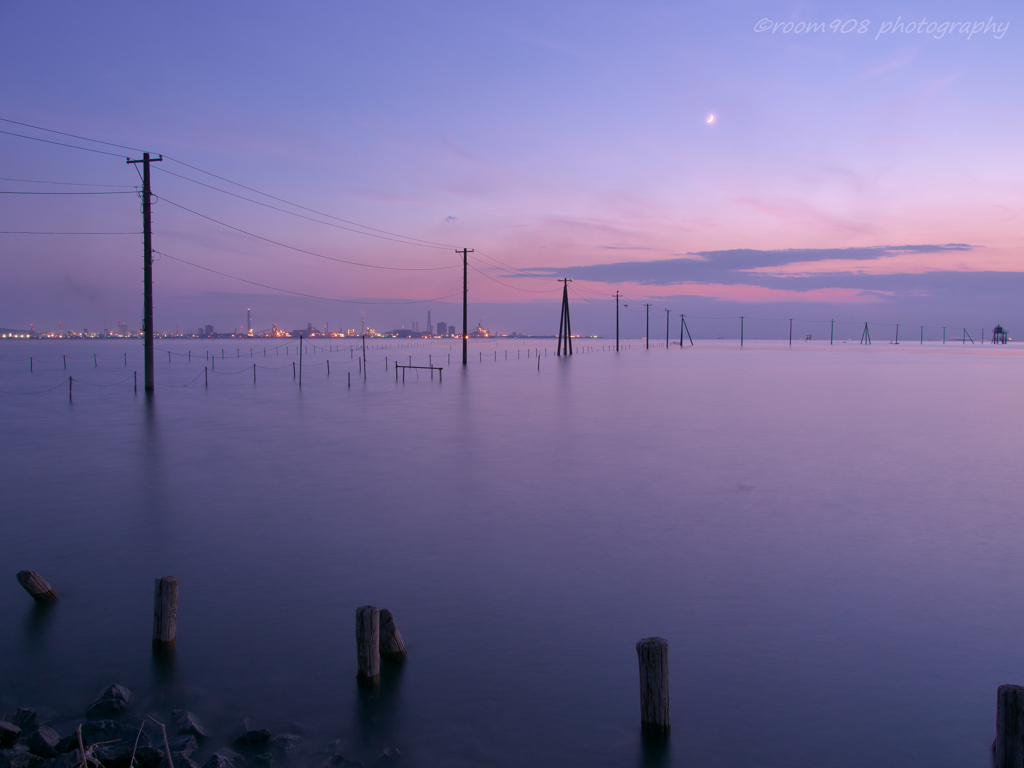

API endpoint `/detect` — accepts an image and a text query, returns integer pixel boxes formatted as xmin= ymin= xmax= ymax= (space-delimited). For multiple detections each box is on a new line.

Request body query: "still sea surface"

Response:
xmin=1 ymin=338 xmax=1022 ymax=767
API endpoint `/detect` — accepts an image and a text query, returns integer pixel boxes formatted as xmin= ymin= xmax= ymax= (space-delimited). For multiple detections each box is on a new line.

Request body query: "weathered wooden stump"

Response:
xmin=356 ymin=605 xmax=380 ymax=685
xmin=636 ymin=637 xmax=670 ymax=735
xmin=152 ymin=576 xmax=178 ymax=650
xmin=995 ymin=684 xmax=1024 ymax=768
xmin=379 ymin=609 xmax=408 ymax=660
xmin=16 ymin=571 xmax=58 ymax=602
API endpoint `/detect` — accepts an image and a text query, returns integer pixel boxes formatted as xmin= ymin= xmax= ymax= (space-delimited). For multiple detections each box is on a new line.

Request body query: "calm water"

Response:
xmin=1 ymin=338 xmax=1022 ymax=767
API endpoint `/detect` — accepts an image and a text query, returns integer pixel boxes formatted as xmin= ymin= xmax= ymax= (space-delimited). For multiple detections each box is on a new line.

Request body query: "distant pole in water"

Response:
xmin=69 ymin=376 xmax=72 ymax=400
xmin=943 ymin=327 xmax=946 ymax=344
xmin=63 ymin=354 xmax=66 ymax=370
xmin=16 ymin=570 xmax=58 ymax=602
xmin=740 ymin=316 xmax=744 ymax=347
xmin=348 ymin=372 xmax=351 ymax=387
xmin=205 ymin=366 xmax=207 ymax=386
xmin=994 ymin=685 xmax=1024 ymax=768
xmin=665 ymin=309 xmax=670 ymax=349
xmin=860 ymin=322 xmax=871 ymax=345
xmin=895 ymin=323 xmax=899 ymax=344
xmin=830 ymin=320 xmax=834 ymax=346
xmin=356 ymin=605 xmax=381 ymax=687
xmin=921 ymin=326 xmax=924 ymax=344
xmin=646 ymin=303 xmax=650 ymax=350
xmin=456 ymin=247 xmax=474 ymax=366
xmin=153 ymin=576 xmax=178 ymax=652
xmin=134 ymin=371 xmax=137 ymax=392
xmin=636 ymin=637 xmax=670 ymax=735
xmin=789 ymin=319 xmax=793 ymax=346
xmin=30 ymin=356 xmax=32 ymax=372
xmin=299 ymin=334 xmax=303 ymax=387
xmin=557 ymin=278 xmax=573 ymax=356
xmin=616 ymin=291 xmax=620 ymax=352
xmin=681 ymin=314 xmax=694 ymax=346
xmin=362 ymin=334 xmax=367 ymax=379
xmin=293 ymin=361 xmax=296 ymax=378
xmin=253 ymin=364 xmax=256 ymax=383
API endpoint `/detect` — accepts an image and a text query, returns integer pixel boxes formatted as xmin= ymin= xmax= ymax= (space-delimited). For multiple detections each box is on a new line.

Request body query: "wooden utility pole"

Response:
xmin=665 ymin=309 xmax=670 ymax=348
xmin=557 ymin=279 xmax=573 ymax=356
xmin=789 ymin=319 xmax=793 ymax=346
xmin=645 ymin=304 xmax=650 ymax=349
xmin=830 ymin=320 xmax=834 ymax=346
xmin=740 ymin=316 xmax=744 ymax=347
xmin=458 ymin=248 xmax=473 ymax=365
xmin=680 ymin=314 xmax=693 ymax=346
xmin=615 ymin=291 xmax=620 ymax=351
xmin=127 ymin=152 xmax=162 ymax=392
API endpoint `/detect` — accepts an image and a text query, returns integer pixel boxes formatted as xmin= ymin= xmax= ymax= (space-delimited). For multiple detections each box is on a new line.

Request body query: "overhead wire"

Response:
xmin=154 ymin=166 xmax=453 ymax=251
xmin=155 ymin=249 xmax=463 ymax=305
xmin=158 ymin=196 xmax=458 ymax=271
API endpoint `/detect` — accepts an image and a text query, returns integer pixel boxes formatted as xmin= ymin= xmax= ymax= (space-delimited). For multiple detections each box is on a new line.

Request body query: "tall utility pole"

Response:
xmin=645 ymin=304 xmax=650 ymax=350
xmin=665 ymin=309 xmax=670 ymax=348
xmin=740 ymin=316 xmax=744 ymax=347
xmin=615 ymin=291 xmax=620 ymax=351
xmin=458 ymin=248 xmax=473 ymax=365
xmin=680 ymin=314 xmax=693 ymax=346
xmin=127 ymin=152 xmax=162 ymax=392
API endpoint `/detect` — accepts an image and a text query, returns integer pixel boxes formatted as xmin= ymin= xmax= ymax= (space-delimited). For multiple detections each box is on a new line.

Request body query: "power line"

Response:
xmin=467 ymin=262 xmax=560 ymax=293
xmin=0 ymin=231 xmax=140 ymax=235
xmin=0 ymin=128 xmax=126 ymax=157
xmin=0 ymin=190 xmax=134 ymax=195
xmin=0 ymin=177 xmax=136 ymax=188
xmin=159 ymin=196 xmax=459 ymax=272
xmin=162 ymin=156 xmax=458 ymax=249
xmin=0 ymin=117 xmax=145 ymax=152
xmin=154 ymin=166 xmax=451 ymax=250
xmin=155 ymin=250 xmax=463 ymax=305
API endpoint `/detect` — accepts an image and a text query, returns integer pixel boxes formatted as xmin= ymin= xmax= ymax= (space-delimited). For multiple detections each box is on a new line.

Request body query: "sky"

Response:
xmin=0 ymin=1 xmax=1020 ymax=338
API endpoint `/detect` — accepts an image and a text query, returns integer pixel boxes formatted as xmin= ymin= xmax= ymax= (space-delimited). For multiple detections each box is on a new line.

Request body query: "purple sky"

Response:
xmin=0 ymin=1 xmax=1020 ymax=337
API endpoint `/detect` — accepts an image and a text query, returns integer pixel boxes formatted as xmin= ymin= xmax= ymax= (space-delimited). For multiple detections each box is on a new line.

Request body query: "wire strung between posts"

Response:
xmin=156 ymin=250 xmax=464 ymax=305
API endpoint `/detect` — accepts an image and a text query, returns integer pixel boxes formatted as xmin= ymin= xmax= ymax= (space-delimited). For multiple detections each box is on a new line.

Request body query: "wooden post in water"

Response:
xmin=356 ymin=605 xmax=380 ymax=685
xmin=637 ymin=637 xmax=669 ymax=735
xmin=789 ymin=319 xmax=792 ymax=346
xmin=379 ymin=609 xmax=408 ymax=660
xmin=740 ymin=316 xmax=744 ymax=347
xmin=995 ymin=685 xmax=1024 ymax=768
xmin=152 ymin=576 xmax=178 ymax=651
xmin=16 ymin=571 xmax=58 ymax=602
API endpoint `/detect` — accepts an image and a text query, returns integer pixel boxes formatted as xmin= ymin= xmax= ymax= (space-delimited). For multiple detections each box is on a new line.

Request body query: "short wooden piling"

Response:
xmin=16 ymin=571 xmax=58 ymax=602
xmin=636 ymin=637 xmax=670 ymax=735
xmin=152 ymin=576 xmax=178 ymax=651
xmin=379 ymin=609 xmax=408 ymax=660
xmin=356 ymin=605 xmax=380 ymax=685
xmin=995 ymin=685 xmax=1024 ymax=768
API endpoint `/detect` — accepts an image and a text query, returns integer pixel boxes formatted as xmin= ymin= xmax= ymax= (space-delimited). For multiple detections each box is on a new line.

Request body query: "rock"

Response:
xmin=27 ymin=728 xmax=61 ymax=758
xmin=3 ymin=712 xmax=36 ymax=732
xmin=175 ymin=760 xmax=199 ymax=768
xmin=130 ymin=746 xmax=163 ymax=768
xmin=232 ymin=731 xmax=270 ymax=751
xmin=170 ymin=712 xmax=206 ymax=740
xmin=165 ymin=737 xmax=197 ymax=759
xmin=0 ymin=723 xmax=21 ymax=749
xmin=0 ymin=750 xmax=45 ymax=768
xmin=268 ymin=736 xmax=302 ymax=760
xmin=57 ymin=721 xmax=143 ymax=754
xmin=202 ymin=757 xmax=233 ymax=768
xmin=47 ymin=751 xmax=85 ymax=768
xmin=250 ymin=755 xmax=273 ymax=768
xmin=311 ymin=755 xmax=362 ymax=768
xmin=371 ymin=750 xmax=399 ymax=766
xmin=86 ymin=687 xmax=132 ymax=719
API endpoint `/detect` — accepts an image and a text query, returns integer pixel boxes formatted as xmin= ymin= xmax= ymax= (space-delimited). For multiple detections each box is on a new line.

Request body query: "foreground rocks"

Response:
xmin=0 ymin=688 xmax=401 ymax=768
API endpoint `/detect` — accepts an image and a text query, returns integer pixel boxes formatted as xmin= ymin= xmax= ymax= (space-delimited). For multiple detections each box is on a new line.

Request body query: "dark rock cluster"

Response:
xmin=0 ymin=687 xmax=399 ymax=768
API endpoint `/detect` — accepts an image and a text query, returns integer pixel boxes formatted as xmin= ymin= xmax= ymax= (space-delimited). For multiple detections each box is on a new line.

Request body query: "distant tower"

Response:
xmin=247 ymin=308 xmax=252 ymax=336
